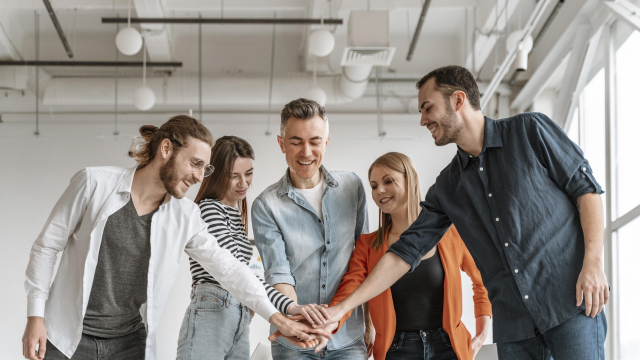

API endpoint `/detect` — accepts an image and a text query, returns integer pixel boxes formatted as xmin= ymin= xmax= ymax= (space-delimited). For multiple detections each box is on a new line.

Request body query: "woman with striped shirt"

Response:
xmin=177 ymin=136 xmax=329 ymax=360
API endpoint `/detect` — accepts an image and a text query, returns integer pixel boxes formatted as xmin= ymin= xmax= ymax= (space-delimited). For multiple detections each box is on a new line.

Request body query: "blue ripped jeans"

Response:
xmin=176 ymin=284 xmax=252 ymax=360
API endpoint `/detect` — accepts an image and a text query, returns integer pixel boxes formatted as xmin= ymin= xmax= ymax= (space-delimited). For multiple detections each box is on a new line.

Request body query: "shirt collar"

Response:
xmin=458 ymin=116 xmax=503 ymax=168
xmin=118 ymin=165 xmax=173 ymax=205
xmin=277 ymin=165 xmax=338 ymax=197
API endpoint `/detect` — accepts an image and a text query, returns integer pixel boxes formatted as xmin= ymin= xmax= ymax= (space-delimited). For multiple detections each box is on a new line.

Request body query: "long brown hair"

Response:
xmin=128 ymin=115 xmax=214 ymax=168
xmin=368 ymin=152 xmax=422 ymax=251
xmin=194 ymin=136 xmax=255 ymax=231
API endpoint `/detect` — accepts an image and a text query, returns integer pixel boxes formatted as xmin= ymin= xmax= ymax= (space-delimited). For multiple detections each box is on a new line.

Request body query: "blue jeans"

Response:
xmin=497 ymin=311 xmax=607 ymax=360
xmin=176 ymin=284 xmax=252 ymax=360
xmin=44 ymin=328 xmax=146 ymax=359
xmin=272 ymin=338 xmax=367 ymax=360
xmin=385 ymin=329 xmax=457 ymax=360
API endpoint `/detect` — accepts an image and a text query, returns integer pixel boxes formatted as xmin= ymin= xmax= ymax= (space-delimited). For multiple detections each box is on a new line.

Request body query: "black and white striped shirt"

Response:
xmin=190 ymin=199 xmax=294 ymax=314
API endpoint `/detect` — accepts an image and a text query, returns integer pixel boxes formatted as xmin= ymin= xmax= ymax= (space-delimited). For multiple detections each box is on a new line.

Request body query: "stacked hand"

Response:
xmin=270 ymin=305 xmax=347 ymax=353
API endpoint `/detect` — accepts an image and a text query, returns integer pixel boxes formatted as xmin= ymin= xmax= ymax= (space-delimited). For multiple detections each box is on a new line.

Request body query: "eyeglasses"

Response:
xmin=178 ymin=147 xmax=214 ymax=177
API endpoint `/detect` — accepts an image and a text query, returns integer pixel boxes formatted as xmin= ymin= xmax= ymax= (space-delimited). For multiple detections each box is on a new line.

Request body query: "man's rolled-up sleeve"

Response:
xmin=251 ymin=197 xmax=295 ymax=287
xmin=387 ymin=183 xmax=452 ymax=271
xmin=529 ymin=113 xmax=604 ymax=202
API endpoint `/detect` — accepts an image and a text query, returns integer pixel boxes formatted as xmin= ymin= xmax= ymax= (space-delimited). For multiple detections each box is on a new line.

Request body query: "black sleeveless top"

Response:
xmin=390 ymin=247 xmax=445 ymax=332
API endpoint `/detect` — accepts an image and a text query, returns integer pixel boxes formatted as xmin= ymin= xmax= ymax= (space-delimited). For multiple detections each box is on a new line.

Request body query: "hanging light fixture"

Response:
xmin=308 ymin=1 xmax=334 ymax=57
xmin=116 ymin=0 xmax=142 ymax=56
xmin=133 ymin=39 xmax=155 ymax=111
xmin=309 ymin=29 xmax=335 ymax=57
xmin=506 ymin=30 xmax=534 ymax=72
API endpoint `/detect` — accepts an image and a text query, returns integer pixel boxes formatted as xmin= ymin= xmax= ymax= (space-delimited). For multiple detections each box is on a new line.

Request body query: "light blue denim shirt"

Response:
xmin=252 ymin=166 xmax=369 ymax=351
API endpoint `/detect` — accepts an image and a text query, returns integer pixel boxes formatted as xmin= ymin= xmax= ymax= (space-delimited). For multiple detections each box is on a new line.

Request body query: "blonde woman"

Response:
xmin=322 ymin=152 xmax=492 ymax=360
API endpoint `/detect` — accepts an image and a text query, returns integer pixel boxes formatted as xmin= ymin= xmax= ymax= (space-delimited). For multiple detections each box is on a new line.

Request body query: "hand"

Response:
xmin=22 ymin=317 xmax=47 ymax=360
xmin=363 ymin=302 xmax=375 ymax=358
xmin=310 ymin=304 xmax=347 ymax=328
xmin=576 ymin=260 xmax=609 ymax=317
xmin=287 ymin=303 xmax=330 ymax=326
xmin=313 ymin=322 xmax=338 ymax=354
xmin=249 ymin=309 xmax=255 ymax=319
xmin=471 ymin=315 xmax=490 ymax=358
xmin=268 ymin=313 xmax=332 ymax=345
xmin=268 ymin=331 xmax=320 ymax=349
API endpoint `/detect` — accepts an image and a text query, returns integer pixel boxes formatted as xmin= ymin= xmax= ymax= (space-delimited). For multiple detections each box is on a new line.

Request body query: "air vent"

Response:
xmin=340 ymin=47 xmax=396 ymax=67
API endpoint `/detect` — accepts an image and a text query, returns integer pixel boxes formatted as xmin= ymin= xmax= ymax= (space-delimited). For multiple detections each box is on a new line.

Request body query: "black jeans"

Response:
xmin=385 ymin=328 xmax=458 ymax=360
xmin=44 ymin=328 xmax=146 ymax=360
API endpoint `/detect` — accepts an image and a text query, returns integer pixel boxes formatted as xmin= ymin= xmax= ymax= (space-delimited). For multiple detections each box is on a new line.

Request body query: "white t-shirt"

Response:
xmin=296 ymin=178 xmax=324 ymax=221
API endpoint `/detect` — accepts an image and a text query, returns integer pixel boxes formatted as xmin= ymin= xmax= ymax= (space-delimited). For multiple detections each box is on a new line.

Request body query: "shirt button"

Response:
xmin=322 ymin=284 xmax=326 ymax=289
xmin=327 ymin=241 xmax=331 ymax=244
xmin=480 ymin=167 xmax=484 ymax=171
xmin=505 ymin=243 xmax=509 ymax=247
xmin=524 ymin=295 xmax=529 ymax=300
xmin=496 ymin=218 xmax=500 ymax=222
xmin=582 ymin=167 xmax=586 ymax=171
xmin=514 ymin=269 xmax=519 ymax=273
xmin=469 ymin=155 xmax=473 ymax=158
xmin=323 ymin=262 xmax=327 ymax=267
xmin=488 ymin=193 xmax=492 ymax=197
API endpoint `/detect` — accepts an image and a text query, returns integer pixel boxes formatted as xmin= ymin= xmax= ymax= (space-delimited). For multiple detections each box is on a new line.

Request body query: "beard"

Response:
xmin=159 ymin=152 xmax=183 ymax=198
xmin=435 ymin=100 xmax=463 ymax=146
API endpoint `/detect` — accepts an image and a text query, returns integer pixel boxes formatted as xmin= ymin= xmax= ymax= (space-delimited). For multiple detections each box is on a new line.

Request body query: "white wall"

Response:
xmin=0 ymin=112 xmax=494 ymax=359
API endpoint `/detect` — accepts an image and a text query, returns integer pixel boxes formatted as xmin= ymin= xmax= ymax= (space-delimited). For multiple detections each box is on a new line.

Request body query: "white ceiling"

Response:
xmin=0 ymin=0 xmax=605 ymax=115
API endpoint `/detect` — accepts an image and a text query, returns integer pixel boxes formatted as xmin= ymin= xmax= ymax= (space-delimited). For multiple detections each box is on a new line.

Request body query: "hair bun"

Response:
xmin=139 ymin=125 xmax=159 ymax=137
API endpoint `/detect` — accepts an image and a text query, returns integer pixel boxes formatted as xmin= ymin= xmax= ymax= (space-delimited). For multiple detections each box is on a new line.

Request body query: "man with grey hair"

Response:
xmin=253 ymin=98 xmax=370 ymax=359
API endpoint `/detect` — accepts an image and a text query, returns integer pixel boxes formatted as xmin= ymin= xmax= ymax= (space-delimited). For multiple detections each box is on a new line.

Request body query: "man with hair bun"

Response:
xmin=22 ymin=115 xmax=330 ymax=360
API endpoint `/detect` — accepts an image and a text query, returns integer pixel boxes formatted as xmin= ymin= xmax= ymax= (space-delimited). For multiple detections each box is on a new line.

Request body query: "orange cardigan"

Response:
xmin=330 ymin=225 xmax=492 ymax=360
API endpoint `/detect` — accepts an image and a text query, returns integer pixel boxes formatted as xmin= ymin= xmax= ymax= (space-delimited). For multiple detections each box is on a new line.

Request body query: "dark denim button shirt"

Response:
xmin=389 ymin=113 xmax=603 ymax=343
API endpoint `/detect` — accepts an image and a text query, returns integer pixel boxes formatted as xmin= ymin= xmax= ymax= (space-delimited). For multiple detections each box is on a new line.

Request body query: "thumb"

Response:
xmin=268 ymin=331 xmax=283 ymax=342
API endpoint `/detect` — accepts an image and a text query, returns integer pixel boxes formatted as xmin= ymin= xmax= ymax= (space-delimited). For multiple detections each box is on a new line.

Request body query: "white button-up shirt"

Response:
xmin=25 ymin=166 xmax=278 ymax=359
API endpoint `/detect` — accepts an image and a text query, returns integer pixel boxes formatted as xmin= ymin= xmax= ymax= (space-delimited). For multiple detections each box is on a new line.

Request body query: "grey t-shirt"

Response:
xmin=82 ymin=198 xmax=157 ymax=338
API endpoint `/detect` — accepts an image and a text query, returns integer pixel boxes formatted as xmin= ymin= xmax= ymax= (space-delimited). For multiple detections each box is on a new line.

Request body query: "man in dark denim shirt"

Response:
xmin=324 ymin=66 xmax=609 ymax=360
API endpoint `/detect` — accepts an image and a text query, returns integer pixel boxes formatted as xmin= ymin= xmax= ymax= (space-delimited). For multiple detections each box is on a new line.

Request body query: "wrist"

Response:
xmin=269 ymin=312 xmax=287 ymax=327
xmin=583 ymin=254 xmax=604 ymax=267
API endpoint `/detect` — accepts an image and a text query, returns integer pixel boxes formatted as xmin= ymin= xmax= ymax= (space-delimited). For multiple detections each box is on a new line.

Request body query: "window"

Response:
xmin=582 ymin=69 xmax=607 ymax=220
xmin=615 ymin=30 xmax=640 ymax=217
xmin=616 ymin=216 xmax=640 ymax=358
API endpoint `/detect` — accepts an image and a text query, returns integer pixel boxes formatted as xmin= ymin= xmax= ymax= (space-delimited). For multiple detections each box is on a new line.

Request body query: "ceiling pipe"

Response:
xmin=406 ymin=0 xmax=433 ymax=61
xmin=101 ymin=17 xmax=342 ymax=25
xmin=40 ymin=74 xmax=371 ymax=107
xmin=42 ymin=0 xmax=74 ymax=59
xmin=479 ymin=0 xmax=552 ymax=110
xmin=0 ymin=61 xmax=182 ymax=67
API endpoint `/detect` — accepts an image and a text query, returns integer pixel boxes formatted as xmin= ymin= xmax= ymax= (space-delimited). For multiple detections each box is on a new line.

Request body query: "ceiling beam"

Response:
xmin=42 ymin=0 xmax=73 ymax=58
xmin=0 ymin=61 xmax=182 ymax=67
xmin=511 ymin=0 xmax=612 ymax=112
xmin=603 ymin=0 xmax=640 ymax=32
xmin=406 ymin=0 xmax=432 ymax=61
xmin=102 ymin=17 xmax=343 ymax=25
xmin=479 ymin=0 xmax=552 ymax=110
xmin=553 ymin=24 xmax=603 ymax=130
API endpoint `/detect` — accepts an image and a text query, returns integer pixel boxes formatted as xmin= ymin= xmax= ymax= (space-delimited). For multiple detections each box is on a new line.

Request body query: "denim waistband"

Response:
xmin=191 ymin=283 xmax=245 ymax=308
xmin=394 ymin=328 xmax=444 ymax=340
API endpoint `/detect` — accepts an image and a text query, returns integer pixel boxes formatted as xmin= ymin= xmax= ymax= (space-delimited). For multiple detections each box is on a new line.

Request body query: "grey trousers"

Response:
xmin=44 ymin=328 xmax=146 ymax=360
